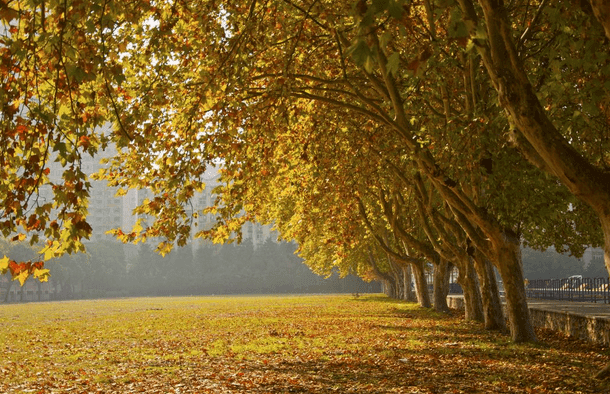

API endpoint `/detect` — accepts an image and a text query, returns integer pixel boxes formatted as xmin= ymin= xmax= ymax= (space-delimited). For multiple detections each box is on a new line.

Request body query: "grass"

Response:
xmin=0 ymin=294 xmax=608 ymax=393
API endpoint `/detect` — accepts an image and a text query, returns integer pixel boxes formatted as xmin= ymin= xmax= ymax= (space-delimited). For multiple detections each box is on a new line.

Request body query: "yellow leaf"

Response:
xmin=132 ymin=219 xmax=143 ymax=234
xmin=14 ymin=270 xmax=29 ymax=286
xmin=33 ymin=268 xmax=51 ymax=283
xmin=0 ymin=256 xmax=9 ymax=274
xmin=44 ymin=247 xmax=55 ymax=261
xmin=39 ymin=241 xmax=60 ymax=261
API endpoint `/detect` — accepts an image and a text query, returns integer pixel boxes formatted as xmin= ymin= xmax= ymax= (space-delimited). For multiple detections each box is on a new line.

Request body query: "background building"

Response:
xmin=39 ymin=124 xmax=275 ymax=248
xmin=122 ymin=165 xmax=276 ymax=251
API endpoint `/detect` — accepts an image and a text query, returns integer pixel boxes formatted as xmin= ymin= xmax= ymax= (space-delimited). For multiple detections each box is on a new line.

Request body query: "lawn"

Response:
xmin=0 ymin=294 xmax=608 ymax=393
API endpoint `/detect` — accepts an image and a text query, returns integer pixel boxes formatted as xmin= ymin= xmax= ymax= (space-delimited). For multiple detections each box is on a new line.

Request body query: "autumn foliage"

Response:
xmin=2 ymin=0 xmax=610 ymax=363
xmin=0 ymin=255 xmax=49 ymax=285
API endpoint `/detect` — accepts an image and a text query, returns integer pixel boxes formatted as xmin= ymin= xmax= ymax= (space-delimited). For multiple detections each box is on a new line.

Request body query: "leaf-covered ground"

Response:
xmin=0 ymin=294 xmax=608 ymax=393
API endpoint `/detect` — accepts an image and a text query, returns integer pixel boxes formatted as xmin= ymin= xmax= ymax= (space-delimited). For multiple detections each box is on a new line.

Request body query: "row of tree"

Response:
xmin=127 ymin=239 xmax=378 ymax=296
xmin=3 ymin=0 xmax=610 ymax=375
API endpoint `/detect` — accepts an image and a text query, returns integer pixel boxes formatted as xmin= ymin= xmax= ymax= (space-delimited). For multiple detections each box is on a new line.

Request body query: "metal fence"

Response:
xmin=526 ymin=277 xmax=610 ymax=304
xmin=445 ymin=277 xmax=610 ymax=304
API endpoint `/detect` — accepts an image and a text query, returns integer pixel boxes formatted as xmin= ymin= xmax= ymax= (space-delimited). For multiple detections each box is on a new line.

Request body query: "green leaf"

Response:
xmin=386 ymin=52 xmax=400 ymax=77
xmin=388 ymin=0 xmax=404 ymax=19
xmin=372 ymin=0 xmax=390 ymax=12
xmin=379 ymin=31 xmax=393 ymax=48
xmin=66 ymin=64 xmax=88 ymax=83
xmin=347 ymin=40 xmax=372 ymax=69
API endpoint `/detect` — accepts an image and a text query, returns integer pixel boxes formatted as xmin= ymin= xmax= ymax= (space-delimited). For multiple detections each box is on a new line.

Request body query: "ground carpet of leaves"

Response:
xmin=0 ymin=294 xmax=608 ymax=393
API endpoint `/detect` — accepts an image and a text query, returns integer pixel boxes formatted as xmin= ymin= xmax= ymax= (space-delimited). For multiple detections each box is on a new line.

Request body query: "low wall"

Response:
xmin=447 ymin=295 xmax=466 ymax=310
xmin=446 ymin=295 xmax=610 ymax=346
xmin=528 ymin=307 xmax=610 ymax=345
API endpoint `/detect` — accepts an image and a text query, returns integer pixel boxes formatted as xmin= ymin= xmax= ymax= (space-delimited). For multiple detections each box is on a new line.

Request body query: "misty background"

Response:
xmin=0 ymin=238 xmax=380 ymax=302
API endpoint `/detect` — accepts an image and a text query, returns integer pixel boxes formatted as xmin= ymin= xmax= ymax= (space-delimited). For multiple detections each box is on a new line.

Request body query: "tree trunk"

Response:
xmin=493 ymin=235 xmax=536 ymax=342
xmin=390 ymin=277 xmax=400 ymax=300
xmin=426 ymin=175 xmax=534 ymax=340
xmin=396 ymin=266 xmax=406 ymax=300
xmin=433 ymin=259 xmax=451 ymax=313
xmin=3 ymin=280 xmax=12 ymax=303
xmin=596 ymin=211 xmax=610 ymax=377
xmin=403 ymin=264 xmax=417 ymax=302
xmin=387 ymin=258 xmax=404 ymax=300
xmin=473 ymin=251 xmax=506 ymax=331
xmin=598 ymin=210 xmax=610 ymax=279
xmin=590 ymin=0 xmax=610 ymax=40
xmin=381 ymin=280 xmax=390 ymax=298
xmin=411 ymin=261 xmax=432 ymax=308
xmin=456 ymin=256 xmax=484 ymax=322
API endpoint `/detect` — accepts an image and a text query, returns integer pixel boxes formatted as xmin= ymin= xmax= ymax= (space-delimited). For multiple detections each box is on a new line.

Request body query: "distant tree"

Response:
xmin=45 ymin=251 xmax=89 ymax=299
xmin=84 ymin=241 xmax=127 ymax=296
xmin=0 ymin=241 xmax=39 ymax=302
xmin=165 ymin=244 xmax=195 ymax=294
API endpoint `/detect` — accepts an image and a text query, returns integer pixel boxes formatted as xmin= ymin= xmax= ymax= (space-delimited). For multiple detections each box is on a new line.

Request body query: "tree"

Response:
xmin=85 ymin=240 xmax=127 ymax=296
xmin=45 ymin=249 xmax=88 ymax=299
xmin=454 ymin=0 xmax=610 ymax=276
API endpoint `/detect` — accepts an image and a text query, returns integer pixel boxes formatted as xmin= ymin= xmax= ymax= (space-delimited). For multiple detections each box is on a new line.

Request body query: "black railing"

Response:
xmin=526 ymin=277 xmax=610 ymax=304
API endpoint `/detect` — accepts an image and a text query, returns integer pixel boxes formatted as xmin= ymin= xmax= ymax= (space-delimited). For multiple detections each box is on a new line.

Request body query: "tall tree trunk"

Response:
xmin=411 ymin=261 xmax=432 ymax=308
xmin=493 ymin=234 xmax=536 ymax=342
xmin=396 ymin=265 xmax=406 ymax=300
xmin=3 ymin=280 xmax=12 ymax=303
xmin=368 ymin=250 xmax=399 ymax=299
xmin=433 ymin=259 xmax=451 ymax=313
xmin=590 ymin=0 xmax=610 ymax=40
xmin=427 ymin=179 xmax=535 ymax=341
xmin=383 ymin=279 xmax=396 ymax=298
xmin=388 ymin=257 xmax=405 ymax=300
xmin=461 ymin=0 xmax=610 ymax=281
xmin=598 ymin=210 xmax=610 ymax=279
xmin=473 ymin=251 xmax=506 ymax=331
xmin=403 ymin=264 xmax=417 ymax=302
xmin=456 ymin=256 xmax=484 ymax=322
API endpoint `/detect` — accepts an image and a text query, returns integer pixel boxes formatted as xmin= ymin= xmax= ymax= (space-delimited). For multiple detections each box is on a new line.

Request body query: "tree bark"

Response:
xmin=597 ymin=209 xmax=610 ymax=279
xmin=403 ymin=264 xmax=417 ymax=302
xmin=458 ymin=0 xmax=610 ymax=343
xmin=433 ymin=259 xmax=451 ymax=313
xmin=590 ymin=0 xmax=610 ymax=40
xmin=456 ymin=255 xmax=484 ymax=322
xmin=473 ymin=251 xmax=506 ymax=331
xmin=411 ymin=260 xmax=432 ymax=308
xmin=421 ymin=176 xmax=532 ymax=339
xmin=388 ymin=257 xmax=406 ymax=300
xmin=494 ymin=233 xmax=536 ymax=342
